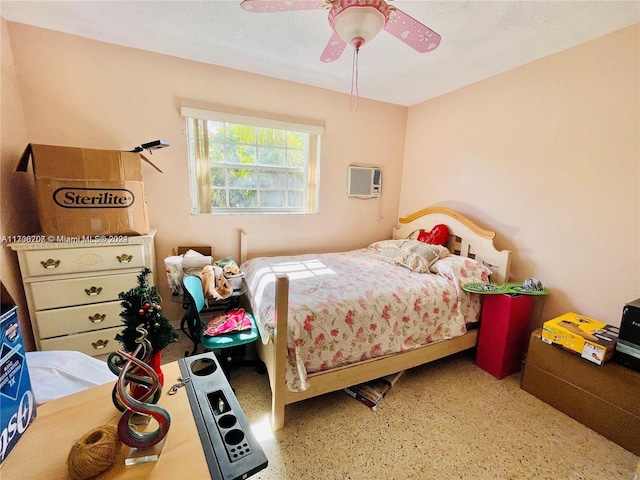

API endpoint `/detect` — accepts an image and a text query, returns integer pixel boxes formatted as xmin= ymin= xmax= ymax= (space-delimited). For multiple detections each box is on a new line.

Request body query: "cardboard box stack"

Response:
xmin=522 ymin=329 xmax=640 ymax=455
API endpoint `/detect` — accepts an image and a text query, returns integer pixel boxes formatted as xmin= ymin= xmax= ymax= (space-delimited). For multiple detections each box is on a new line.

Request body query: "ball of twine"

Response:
xmin=67 ymin=424 xmax=122 ymax=480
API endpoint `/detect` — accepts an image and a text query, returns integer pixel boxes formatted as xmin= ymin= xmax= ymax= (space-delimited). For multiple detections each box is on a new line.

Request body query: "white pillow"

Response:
xmin=394 ymin=240 xmax=450 ymax=273
xmin=367 ymin=239 xmax=405 ymax=263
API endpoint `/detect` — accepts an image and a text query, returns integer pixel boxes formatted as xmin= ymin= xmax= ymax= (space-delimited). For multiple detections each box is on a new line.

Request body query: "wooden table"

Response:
xmin=1 ymin=361 xmax=212 ymax=479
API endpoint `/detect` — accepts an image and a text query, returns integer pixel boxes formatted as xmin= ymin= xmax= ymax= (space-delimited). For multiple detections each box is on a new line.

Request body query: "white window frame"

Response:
xmin=181 ymin=106 xmax=323 ymax=214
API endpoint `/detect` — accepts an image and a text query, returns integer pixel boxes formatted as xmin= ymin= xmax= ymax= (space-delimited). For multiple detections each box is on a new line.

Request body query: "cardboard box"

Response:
xmin=541 ymin=312 xmax=618 ymax=365
xmin=175 ymin=246 xmax=213 ymax=257
xmin=17 ymin=144 xmax=162 ymax=237
xmin=0 ymin=284 xmax=37 ymax=465
xmin=521 ymin=329 xmax=640 ymax=455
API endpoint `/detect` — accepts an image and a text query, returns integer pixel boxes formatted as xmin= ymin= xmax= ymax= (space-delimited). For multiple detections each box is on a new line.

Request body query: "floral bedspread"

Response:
xmin=241 ymin=242 xmax=491 ymax=392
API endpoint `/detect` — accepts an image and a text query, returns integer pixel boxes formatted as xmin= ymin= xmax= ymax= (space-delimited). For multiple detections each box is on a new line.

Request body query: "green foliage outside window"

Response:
xmin=185 ymin=109 xmax=321 ymax=214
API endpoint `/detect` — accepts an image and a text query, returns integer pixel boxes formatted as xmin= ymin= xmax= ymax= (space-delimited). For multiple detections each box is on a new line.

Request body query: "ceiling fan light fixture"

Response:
xmin=241 ymin=0 xmax=439 ymax=65
xmin=331 ymin=6 xmax=385 ymax=48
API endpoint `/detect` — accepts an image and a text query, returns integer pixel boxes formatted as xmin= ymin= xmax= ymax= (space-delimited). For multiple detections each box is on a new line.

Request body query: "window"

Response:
xmin=181 ymin=107 xmax=323 ymax=214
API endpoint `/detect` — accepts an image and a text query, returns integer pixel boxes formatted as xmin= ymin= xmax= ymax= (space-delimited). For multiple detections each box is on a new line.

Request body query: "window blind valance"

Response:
xmin=180 ymin=106 xmax=325 ymax=135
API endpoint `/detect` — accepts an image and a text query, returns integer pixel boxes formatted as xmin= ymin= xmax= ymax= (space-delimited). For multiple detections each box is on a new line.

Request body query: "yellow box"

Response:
xmin=541 ymin=312 xmax=618 ymax=365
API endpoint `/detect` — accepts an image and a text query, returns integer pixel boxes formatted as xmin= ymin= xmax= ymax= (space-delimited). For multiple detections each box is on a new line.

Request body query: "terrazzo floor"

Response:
xmin=162 ymin=331 xmax=639 ymax=480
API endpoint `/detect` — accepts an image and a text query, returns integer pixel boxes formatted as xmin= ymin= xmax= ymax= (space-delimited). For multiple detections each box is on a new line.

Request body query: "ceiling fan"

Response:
xmin=240 ymin=0 xmax=441 ymax=62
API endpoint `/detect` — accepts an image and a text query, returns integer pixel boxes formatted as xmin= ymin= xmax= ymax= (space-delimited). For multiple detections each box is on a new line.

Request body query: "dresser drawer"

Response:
xmin=22 ymin=244 xmax=145 ymax=277
xmin=36 ymin=300 xmax=123 ymax=338
xmin=40 ymin=327 xmax=122 ymax=356
xmin=31 ymin=272 xmax=138 ymax=310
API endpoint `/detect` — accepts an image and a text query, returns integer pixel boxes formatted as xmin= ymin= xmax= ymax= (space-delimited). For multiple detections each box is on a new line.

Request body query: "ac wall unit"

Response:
xmin=347 ymin=166 xmax=381 ymax=198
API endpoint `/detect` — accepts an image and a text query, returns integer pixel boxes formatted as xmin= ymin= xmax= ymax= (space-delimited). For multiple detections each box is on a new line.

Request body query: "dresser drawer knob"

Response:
xmin=89 ymin=313 xmax=106 ymax=323
xmin=117 ymin=254 xmax=133 ymax=263
xmin=84 ymin=286 xmax=103 ymax=296
xmin=92 ymin=339 xmax=109 ymax=350
xmin=40 ymin=259 xmax=61 ymax=269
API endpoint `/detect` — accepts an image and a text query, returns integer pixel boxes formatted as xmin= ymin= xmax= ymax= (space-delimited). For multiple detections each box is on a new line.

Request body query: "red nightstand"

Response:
xmin=476 ymin=294 xmax=534 ymax=379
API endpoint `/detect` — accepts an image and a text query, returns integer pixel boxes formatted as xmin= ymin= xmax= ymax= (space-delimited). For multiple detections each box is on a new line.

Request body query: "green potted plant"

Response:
xmin=115 ymin=267 xmax=178 ymax=385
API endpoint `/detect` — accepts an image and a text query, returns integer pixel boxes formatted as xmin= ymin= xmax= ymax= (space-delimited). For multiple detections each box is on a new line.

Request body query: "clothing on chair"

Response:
xmin=204 ymin=309 xmax=252 ymax=337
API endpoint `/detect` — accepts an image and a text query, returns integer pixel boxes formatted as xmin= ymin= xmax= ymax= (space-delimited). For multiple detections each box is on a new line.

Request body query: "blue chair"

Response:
xmin=181 ymin=275 xmax=262 ymax=380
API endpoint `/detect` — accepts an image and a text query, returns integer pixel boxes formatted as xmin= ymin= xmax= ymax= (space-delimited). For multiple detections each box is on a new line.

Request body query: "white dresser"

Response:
xmin=9 ymin=231 xmax=156 ymax=357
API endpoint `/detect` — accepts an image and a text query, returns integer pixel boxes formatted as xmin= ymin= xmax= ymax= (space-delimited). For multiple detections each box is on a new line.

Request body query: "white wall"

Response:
xmin=401 ymin=24 xmax=640 ymax=327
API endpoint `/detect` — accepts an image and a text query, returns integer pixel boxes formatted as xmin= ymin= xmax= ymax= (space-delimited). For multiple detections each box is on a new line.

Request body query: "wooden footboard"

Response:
xmin=255 ymin=274 xmax=480 ymax=431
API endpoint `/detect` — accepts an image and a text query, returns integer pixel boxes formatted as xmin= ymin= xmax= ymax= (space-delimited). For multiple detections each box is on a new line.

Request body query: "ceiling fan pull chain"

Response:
xmin=350 ymin=46 xmax=360 ymax=113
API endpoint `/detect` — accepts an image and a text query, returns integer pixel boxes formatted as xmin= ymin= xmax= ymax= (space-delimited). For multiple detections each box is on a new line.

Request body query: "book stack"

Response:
xmin=344 ymin=371 xmax=405 ymax=411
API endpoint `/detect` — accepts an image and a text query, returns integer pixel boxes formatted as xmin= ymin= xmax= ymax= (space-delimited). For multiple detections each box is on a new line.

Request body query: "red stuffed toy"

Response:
xmin=417 ymin=224 xmax=449 ymax=246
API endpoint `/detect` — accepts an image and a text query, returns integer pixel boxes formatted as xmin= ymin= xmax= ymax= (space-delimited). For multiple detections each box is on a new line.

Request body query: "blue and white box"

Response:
xmin=0 ymin=302 xmax=37 ymax=465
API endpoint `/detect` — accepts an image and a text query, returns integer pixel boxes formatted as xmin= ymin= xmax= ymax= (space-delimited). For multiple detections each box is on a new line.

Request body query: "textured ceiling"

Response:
xmin=2 ymin=1 xmax=638 ymax=106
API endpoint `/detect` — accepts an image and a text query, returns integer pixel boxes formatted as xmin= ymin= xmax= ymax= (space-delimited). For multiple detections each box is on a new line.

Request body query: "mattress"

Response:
xmin=242 ymin=241 xmax=492 ymax=391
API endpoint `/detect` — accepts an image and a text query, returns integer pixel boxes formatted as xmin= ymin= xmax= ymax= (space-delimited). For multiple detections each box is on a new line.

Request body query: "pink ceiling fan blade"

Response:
xmin=240 ymin=0 xmax=326 ymax=13
xmin=320 ymin=31 xmax=347 ymax=63
xmin=384 ymin=7 xmax=441 ymax=53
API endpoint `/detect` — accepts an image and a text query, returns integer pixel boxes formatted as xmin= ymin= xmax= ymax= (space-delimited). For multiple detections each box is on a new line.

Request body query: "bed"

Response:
xmin=239 ymin=207 xmax=511 ymax=430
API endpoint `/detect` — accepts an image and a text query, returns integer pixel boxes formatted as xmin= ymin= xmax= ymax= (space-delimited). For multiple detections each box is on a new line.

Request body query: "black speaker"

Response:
xmin=614 ymin=298 xmax=640 ymax=372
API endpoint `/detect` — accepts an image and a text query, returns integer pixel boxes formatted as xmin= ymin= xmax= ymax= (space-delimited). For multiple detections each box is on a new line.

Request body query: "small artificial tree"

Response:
xmin=115 ymin=267 xmax=178 ymax=354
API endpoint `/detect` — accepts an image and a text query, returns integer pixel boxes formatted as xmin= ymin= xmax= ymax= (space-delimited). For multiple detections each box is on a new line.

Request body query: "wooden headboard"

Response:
xmin=393 ymin=207 xmax=511 ymax=284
